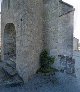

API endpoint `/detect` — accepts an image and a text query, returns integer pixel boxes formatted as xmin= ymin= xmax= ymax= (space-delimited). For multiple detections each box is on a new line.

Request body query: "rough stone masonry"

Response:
xmin=1 ymin=0 xmax=74 ymax=82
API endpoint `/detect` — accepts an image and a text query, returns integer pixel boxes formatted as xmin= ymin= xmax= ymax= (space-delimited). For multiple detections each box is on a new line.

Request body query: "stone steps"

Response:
xmin=2 ymin=58 xmax=17 ymax=76
xmin=2 ymin=64 xmax=17 ymax=76
xmin=0 ymin=74 xmax=23 ymax=87
xmin=4 ymin=60 xmax=16 ymax=69
xmin=0 ymin=58 xmax=24 ymax=86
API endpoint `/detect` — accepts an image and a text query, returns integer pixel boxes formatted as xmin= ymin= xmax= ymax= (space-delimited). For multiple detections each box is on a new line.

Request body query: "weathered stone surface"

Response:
xmin=43 ymin=0 xmax=59 ymax=56
xmin=58 ymin=11 xmax=74 ymax=57
xmin=58 ymin=55 xmax=75 ymax=74
xmin=1 ymin=0 xmax=74 ymax=82
xmin=0 ymin=61 xmax=23 ymax=86
xmin=2 ymin=64 xmax=17 ymax=76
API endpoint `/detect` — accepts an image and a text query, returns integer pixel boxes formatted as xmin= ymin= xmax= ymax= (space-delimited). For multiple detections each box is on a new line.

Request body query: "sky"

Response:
xmin=0 ymin=0 xmax=80 ymax=41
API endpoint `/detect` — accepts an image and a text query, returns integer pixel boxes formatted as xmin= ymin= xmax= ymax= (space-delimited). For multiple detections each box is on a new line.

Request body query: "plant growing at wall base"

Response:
xmin=37 ymin=50 xmax=55 ymax=73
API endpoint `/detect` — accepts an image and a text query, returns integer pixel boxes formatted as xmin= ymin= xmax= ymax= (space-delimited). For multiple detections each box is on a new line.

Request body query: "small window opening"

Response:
xmin=8 ymin=0 xmax=10 ymax=9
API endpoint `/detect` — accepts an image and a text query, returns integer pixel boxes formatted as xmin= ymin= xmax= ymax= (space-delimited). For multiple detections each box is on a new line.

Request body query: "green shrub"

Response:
xmin=38 ymin=50 xmax=55 ymax=73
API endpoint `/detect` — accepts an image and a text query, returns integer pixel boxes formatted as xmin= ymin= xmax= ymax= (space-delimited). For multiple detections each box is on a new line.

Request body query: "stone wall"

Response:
xmin=43 ymin=0 xmax=74 ymax=57
xmin=15 ymin=0 xmax=43 ymax=82
xmin=58 ymin=11 xmax=74 ymax=57
xmin=43 ymin=0 xmax=59 ymax=56
xmin=58 ymin=1 xmax=74 ymax=57
xmin=1 ymin=0 xmax=74 ymax=82
xmin=55 ymin=1 xmax=74 ymax=73
xmin=73 ymin=37 xmax=79 ymax=51
xmin=58 ymin=55 xmax=75 ymax=74
xmin=1 ymin=0 xmax=15 ymax=61
xmin=1 ymin=0 xmax=43 ymax=82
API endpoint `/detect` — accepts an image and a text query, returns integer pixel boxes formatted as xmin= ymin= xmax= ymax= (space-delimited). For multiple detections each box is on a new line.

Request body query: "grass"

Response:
xmin=37 ymin=67 xmax=59 ymax=74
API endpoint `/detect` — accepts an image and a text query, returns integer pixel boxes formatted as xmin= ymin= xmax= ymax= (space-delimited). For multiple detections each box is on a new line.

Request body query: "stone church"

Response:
xmin=1 ymin=0 xmax=74 ymax=82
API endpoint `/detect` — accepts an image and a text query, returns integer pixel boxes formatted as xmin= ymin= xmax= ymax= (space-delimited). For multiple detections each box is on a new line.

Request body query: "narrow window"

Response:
xmin=8 ymin=0 xmax=10 ymax=9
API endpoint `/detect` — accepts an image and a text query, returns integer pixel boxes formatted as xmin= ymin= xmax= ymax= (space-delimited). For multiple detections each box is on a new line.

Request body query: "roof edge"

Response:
xmin=59 ymin=0 xmax=73 ymax=8
xmin=59 ymin=8 xmax=75 ymax=17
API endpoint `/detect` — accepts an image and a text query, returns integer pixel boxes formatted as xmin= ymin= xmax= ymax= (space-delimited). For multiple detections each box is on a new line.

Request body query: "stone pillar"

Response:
xmin=16 ymin=0 xmax=43 ymax=82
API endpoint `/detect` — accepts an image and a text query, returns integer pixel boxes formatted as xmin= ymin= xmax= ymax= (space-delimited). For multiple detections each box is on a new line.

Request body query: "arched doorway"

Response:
xmin=4 ymin=23 xmax=16 ymax=60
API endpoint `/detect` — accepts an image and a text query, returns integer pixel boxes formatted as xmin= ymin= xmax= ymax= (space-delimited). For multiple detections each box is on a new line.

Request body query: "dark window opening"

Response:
xmin=8 ymin=0 xmax=10 ymax=9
